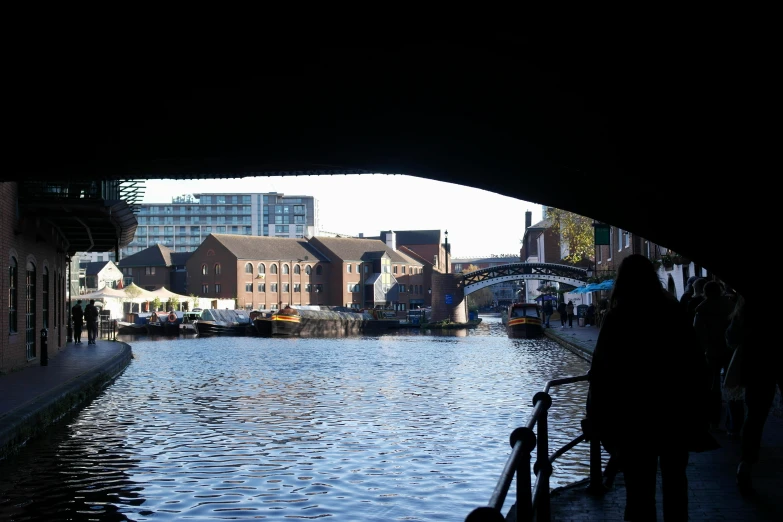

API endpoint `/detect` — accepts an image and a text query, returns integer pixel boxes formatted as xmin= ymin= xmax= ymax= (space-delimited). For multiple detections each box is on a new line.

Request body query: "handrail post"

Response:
xmin=582 ymin=418 xmax=608 ymax=495
xmin=511 ymin=427 xmax=536 ymax=522
xmin=532 ymin=392 xmax=553 ymax=521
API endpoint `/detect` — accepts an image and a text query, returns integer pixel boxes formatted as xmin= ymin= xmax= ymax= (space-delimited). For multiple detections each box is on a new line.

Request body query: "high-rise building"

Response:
xmin=122 ymin=192 xmax=319 ymax=258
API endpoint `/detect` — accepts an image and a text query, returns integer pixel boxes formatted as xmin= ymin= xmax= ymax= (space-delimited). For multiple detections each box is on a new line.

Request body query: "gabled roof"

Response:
xmin=311 ymin=236 xmax=423 ymax=265
xmin=118 ymin=244 xmax=175 ymax=268
xmin=398 ymin=245 xmax=434 ymax=266
xmin=170 ymin=252 xmax=192 ymax=266
xmin=79 ymin=261 xmax=119 ymax=275
xmin=210 ymin=234 xmax=329 ymax=262
xmin=529 ymin=219 xmax=551 ymax=230
xmin=383 ymin=230 xmax=442 ymax=245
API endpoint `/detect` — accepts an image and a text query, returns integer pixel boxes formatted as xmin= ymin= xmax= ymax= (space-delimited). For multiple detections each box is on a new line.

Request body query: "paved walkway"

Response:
xmin=0 ymin=339 xmax=131 ymax=459
xmin=541 ymin=324 xmax=783 ymax=522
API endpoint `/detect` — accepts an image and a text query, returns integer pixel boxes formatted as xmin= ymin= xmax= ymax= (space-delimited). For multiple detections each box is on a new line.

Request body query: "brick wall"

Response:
xmin=430 ymin=273 xmax=467 ymax=323
xmin=1 ymin=183 xmax=68 ymax=374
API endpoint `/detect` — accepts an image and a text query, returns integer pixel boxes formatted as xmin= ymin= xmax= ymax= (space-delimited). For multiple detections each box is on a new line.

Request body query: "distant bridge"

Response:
xmin=459 ymin=262 xmax=589 ymax=295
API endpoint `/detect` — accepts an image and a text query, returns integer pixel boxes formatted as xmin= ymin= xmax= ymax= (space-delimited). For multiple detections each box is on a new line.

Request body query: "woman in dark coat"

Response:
xmin=587 ymin=254 xmax=714 ymax=521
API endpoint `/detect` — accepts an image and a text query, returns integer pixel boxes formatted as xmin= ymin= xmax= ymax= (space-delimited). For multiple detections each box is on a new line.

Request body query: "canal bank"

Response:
xmin=0 ymin=340 xmax=132 ymax=460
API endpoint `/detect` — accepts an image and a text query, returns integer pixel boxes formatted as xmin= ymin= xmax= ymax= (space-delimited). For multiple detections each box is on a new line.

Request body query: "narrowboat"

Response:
xmin=505 ymin=302 xmax=544 ymax=339
xmin=146 ymin=311 xmax=183 ymax=336
xmin=193 ymin=309 xmax=254 ymax=336
xmin=253 ymin=306 xmax=387 ymax=337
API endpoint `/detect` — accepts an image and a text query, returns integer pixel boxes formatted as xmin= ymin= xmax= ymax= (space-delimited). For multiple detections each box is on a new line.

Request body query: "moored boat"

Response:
xmin=505 ymin=302 xmax=543 ymax=339
xmin=253 ymin=306 xmax=391 ymax=337
xmin=194 ymin=309 xmax=254 ymax=336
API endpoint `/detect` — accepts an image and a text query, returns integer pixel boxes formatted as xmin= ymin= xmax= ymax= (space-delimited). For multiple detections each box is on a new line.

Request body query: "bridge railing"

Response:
xmin=465 ymin=373 xmax=609 ymax=522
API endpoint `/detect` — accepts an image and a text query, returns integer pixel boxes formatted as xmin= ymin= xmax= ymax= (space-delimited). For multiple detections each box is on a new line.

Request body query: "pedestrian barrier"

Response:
xmin=99 ymin=318 xmax=117 ymax=341
xmin=465 ymin=373 xmax=609 ymax=522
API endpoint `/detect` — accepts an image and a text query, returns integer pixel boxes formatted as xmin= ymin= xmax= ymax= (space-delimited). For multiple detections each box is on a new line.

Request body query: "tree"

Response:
xmin=189 ymin=293 xmax=198 ymax=311
xmin=545 ymin=207 xmax=595 ymax=263
xmin=124 ymin=284 xmax=142 ymax=313
xmin=169 ymin=297 xmax=180 ymax=311
xmin=152 ymin=297 xmax=162 ymax=312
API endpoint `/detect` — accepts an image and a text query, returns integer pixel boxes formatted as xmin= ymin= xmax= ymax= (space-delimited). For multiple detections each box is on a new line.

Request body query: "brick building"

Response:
xmin=117 ymin=244 xmax=191 ymax=294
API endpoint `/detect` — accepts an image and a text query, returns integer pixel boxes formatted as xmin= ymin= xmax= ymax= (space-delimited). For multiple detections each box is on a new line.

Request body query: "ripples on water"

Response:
xmin=0 ymin=316 xmax=591 ymax=521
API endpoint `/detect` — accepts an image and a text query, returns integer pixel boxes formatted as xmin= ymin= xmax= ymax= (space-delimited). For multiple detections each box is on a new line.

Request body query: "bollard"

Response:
xmin=40 ymin=328 xmax=48 ymax=366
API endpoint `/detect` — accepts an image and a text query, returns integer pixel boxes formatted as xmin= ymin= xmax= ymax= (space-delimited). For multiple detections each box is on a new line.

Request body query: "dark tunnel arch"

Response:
xmin=4 ymin=37 xmax=752 ymax=296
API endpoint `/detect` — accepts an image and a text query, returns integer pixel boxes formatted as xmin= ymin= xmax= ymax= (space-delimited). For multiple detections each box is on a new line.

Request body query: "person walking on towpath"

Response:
xmin=557 ymin=300 xmax=567 ymax=328
xmin=84 ymin=299 xmax=99 ymax=345
xmin=71 ymin=300 xmax=84 ymax=344
xmin=587 ymin=254 xmax=716 ymax=521
xmin=566 ymin=300 xmax=575 ymax=328
xmin=542 ymin=299 xmax=554 ymax=328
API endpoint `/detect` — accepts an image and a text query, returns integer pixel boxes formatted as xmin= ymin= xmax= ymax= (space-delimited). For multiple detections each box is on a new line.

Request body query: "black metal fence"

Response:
xmin=465 ymin=373 xmax=609 ymax=522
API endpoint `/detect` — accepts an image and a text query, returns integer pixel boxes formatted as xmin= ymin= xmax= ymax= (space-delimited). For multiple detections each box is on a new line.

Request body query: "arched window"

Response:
xmin=283 ymin=264 xmax=290 ymax=274
xmin=294 ymin=264 xmax=301 ymax=274
xmin=201 ymin=264 xmax=208 ymax=275
xmin=271 ymin=264 xmax=278 ymax=274
xmin=214 ymin=263 xmax=221 ymax=275
xmin=8 ymin=257 xmax=18 ymax=334
xmin=305 ymin=265 xmax=311 ymax=275
xmin=258 ymin=263 xmax=265 ymax=274
xmin=316 ymin=265 xmax=323 ymax=276
xmin=245 ymin=263 xmax=253 ymax=274
xmin=26 ymin=261 xmax=36 ymax=359
xmin=42 ymin=267 xmax=49 ymax=329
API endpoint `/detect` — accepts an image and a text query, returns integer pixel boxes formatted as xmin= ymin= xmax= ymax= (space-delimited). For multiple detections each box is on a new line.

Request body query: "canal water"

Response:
xmin=0 ymin=316 xmax=592 ymax=521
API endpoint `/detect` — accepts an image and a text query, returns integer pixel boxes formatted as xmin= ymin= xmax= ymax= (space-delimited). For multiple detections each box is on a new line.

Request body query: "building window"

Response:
xmin=245 ymin=263 xmax=253 ymax=274
xmin=393 ymin=265 xmax=397 ymax=274
xmin=305 ymin=283 xmax=312 ymax=292
xmin=10 ymin=256 xmax=18 ymax=333
xmin=271 ymin=283 xmax=278 ymax=292
xmin=26 ymin=261 xmax=36 ymax=359
xmin=42 ymin=267 xmax=49 ymax=329
xmin=348 ymin=283 xmax=360 ymax=293
xmin=271 ymin=264 xmax=278 ymax=274
xmin=245 ymin=283 xmax=253 ymax=292
xmin=202 ymin=264 xmax=208 ymax=275
xmin=305 ymin=265 xmax=311 ymax=275
xmin=283 ymin=283 xmax=290 ymax=292
xmin=214 ymin=263 xmax=221 ymax=275
xmin=146 ymin=266 xmax=156 ymax=275
xmin=364 ymin=265 xmax=369 ymax=274
xmin=316 ymin=265 xmax=322 ymax=276
xmin=399 ymin=284 xmax=406 ymax=292
xmin=347 ymin=264 xmax=352 ymax=273
xmin=283 ymin=264 xmax=290 ymax=275
xmin=215 ymin=284 xmax=222 ymax=293
xmin=257 ymin=283 xmax=265 ymax=292
xmin=402 ymin=266 xmax=406 ymax=274
xmin=314 ymin=284 xmax=323 ymax=293
xmin=270 ymin=303 xmax=278 ymax=310
xmin=201 ymin=284 xmax=209 ymax=294
xmin=294 ymin=264 xmax=300 ymax=274
xmin=409 ymin=285 xmax=413 ymax=293
xmin=294 ymin=283 xmax=300 ymax=292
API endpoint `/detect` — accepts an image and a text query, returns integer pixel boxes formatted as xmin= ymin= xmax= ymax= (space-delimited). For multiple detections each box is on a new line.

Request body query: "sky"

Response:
xmin=141 ymin=174 xmax=543 ymax=259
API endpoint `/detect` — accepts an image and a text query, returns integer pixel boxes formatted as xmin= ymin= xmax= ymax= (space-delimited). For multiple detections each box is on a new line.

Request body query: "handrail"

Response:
xmin=466 ymin=373 xmax=608 ymax=522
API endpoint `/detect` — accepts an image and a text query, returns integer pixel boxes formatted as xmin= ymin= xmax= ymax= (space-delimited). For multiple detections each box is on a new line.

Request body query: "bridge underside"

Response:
xmin=4 ymin=33 xmax=751 ymax=295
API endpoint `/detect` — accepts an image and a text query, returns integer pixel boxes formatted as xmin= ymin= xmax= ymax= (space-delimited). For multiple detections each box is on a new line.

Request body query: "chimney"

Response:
xmin=525 ymin=210 xmax=532 ymax=230
xmin=384 ymin=231 xmax=396 ymax=250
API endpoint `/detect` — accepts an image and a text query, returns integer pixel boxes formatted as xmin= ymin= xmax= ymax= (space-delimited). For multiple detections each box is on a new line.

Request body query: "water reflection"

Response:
xmin=0 ymin=316 xmax=591 ymax=521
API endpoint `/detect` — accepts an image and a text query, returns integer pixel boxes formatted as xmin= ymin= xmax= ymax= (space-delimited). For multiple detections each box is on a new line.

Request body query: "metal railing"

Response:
xmin=465 ymin=373 xmax=608 ymax=522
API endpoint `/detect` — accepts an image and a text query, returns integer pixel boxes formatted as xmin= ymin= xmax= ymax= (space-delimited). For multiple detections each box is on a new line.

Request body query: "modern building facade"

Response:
xmin=123 ymin=192 xmax=319 ymax=258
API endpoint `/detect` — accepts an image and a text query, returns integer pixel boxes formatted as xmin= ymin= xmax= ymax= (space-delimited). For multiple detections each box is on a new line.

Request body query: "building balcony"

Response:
xmin=17 ymin=181 xmax=139 ymax=253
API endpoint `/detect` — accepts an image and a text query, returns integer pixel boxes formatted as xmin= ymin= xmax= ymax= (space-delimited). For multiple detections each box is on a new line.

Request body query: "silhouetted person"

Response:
xmin=566 ymin=300 xmax=575 ymax=328
xmin=686 ymin=278 xmax=706 ymax=323
xmin=679 ymin=275 xmax=698 ymax=312
xmin=586 ymin=303 xmax=596 ymax=326
xmin=694 ymin=281 xmax=732 ymax=430
xmin=84 ymin=299 xmax=99 ymax=344
xmin=557 ymin=300 xmax=567 ymax=328
xmin=71 ymin=300 xmax=84 ymax=344
xmin=542 ymin=299 xmax=553 ymax=328
xmin=730 ymin=296 xmax=778 ymax=495
xmin=587 ymin=254 xmax=714 ymax=521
